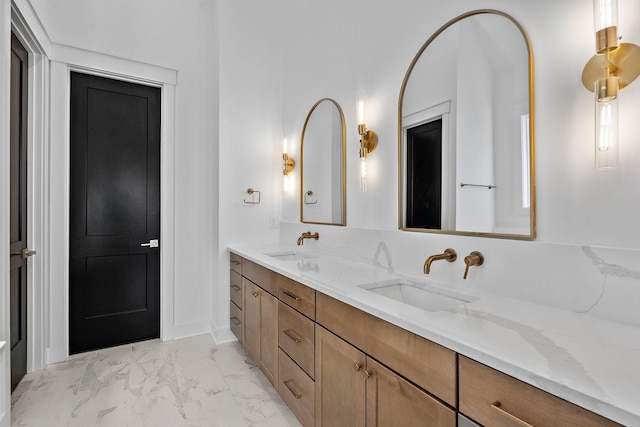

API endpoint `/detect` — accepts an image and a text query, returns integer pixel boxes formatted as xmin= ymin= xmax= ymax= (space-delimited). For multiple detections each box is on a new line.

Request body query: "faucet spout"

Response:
xmin=297 ymin=231 xmax=319 ymax=246
xmin=423 ymin=248 xmax=457 ymax=274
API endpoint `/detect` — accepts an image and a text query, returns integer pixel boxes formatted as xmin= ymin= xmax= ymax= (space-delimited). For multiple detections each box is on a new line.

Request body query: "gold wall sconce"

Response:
xmin=282 ymin=138 xmax=295 ymax=192
xmin=582 ymin=0 xmax=640 ymax=169
xmin=356 ymin=91 xmax=378 ymax=192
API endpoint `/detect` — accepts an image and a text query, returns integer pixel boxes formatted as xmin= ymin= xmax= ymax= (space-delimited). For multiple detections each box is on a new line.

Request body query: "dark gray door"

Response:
xmin=10 ymin=32 xmax=30 ymax=391
xmin=69 ymin=72 xmax=161 ymax=354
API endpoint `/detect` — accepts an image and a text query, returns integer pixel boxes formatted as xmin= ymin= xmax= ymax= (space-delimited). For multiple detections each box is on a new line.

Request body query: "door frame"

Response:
xmin=11 ymin=3 xmax=50 ymax=374
xmin=48 ymin=51 xmax=177 ymax=364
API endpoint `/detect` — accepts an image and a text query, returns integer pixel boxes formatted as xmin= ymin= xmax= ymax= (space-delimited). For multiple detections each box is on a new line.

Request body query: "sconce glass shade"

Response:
xmin=356 ymin=91 xmax=366 ymax=126
xmin=594 ymin=0 xmax=618 ymax=32
xmin=282 ymin=138 xmax=295 ymax=192
xmin=595 ymin=79 xmax=619 ymax=169
xmin=359 ymin=154 xmax=368 ymax=192
xmin=283 ymin=174 xmax=291 ymax=192
xmin=593 ymin=0 xmax=618 ymax=53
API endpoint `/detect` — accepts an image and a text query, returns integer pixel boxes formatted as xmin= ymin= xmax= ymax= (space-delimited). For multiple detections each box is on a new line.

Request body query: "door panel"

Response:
xmin=10 ymin=32 xmax=29 ymax=392
xmin=69 ymin=72 xmax=161 ymax=354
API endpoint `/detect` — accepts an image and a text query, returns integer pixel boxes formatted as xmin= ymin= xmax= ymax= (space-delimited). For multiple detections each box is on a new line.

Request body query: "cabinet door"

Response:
xmin=365 ymin=357 xmax=456 ymax=427
xmin=242 ymin=278 xmax=259 ymax=361
xmin=315 ymin=326 xmax=366 ymax=427
xmin=259 ymin=289 xmax=278 ymax=386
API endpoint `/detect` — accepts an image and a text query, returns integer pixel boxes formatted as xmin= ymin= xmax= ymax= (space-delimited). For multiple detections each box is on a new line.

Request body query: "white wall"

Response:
xmin=456 ymin=22 xmax=495 ymax=232
xmin=217 ymin=0 xmax=640 ymax=329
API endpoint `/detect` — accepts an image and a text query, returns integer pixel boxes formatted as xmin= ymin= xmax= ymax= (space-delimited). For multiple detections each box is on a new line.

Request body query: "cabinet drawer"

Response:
xmin=278 ymin=349 xmax=314 ymax=427
xmin=278 ymin=302 xmax=315 ymax=379
xmin=230 ymin=270 xmax=242 ymax=308
xmin=459 ymin=356 xmax=622 ymax=427
xmin=230 ymin=252 xmax=242 ymax=274
xmin=278 ymin=275 xmax=315 ymax=320
xmin=230 ymin=301 xmax=242 ymax=341
xmin=316 ymin=292 xmax=456 ymax=407
xmin=242 ymin=259 xmax=277 ymax=295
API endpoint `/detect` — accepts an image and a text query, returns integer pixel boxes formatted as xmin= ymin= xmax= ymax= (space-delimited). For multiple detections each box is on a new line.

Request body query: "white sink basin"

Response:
xmin=359 ymin=280 xmax=476 ymax=312
xmin=264 ymin=251 xmax=317 ymax=262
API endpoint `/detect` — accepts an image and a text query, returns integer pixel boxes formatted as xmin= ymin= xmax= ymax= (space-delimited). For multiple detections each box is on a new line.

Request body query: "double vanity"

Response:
xmin=228 ymin=245 xmax=639 ymax=426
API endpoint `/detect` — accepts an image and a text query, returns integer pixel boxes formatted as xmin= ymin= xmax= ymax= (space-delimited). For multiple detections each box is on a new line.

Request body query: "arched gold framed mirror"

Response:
xmin=398 ymin=10 xmax=535 ymax=239
xmin=300 ymin=98 xmax=347 ymax=226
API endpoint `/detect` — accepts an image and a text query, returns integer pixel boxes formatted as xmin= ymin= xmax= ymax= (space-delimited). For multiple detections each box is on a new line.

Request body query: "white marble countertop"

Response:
xmin=228 ymin=244 xmax=640 ymax=426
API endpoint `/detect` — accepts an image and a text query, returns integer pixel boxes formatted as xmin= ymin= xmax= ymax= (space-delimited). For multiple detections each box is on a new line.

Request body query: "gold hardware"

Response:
xmin=595 ymin=25 xmax=619 ymax=54
xmin=490 ymin=401 xmax=533 ymax=427
xmin=283 ymin=380 xmax=302 ymax=399
xmin=282 ymin=290 xmax=301 ymax=301
xmin=423 ymin=248 xmax=457 ymax=274
xmin=363 ymin=369 xmax=372 ymax=379
xmin=283 ymin=153 xmax=295 ymax=175
xmin=283 ymin=329 xmax=303 ymax=344
xmin=230 ymin=316 xmax=241 ymax=326
xmin=463 ymin=251 xmax=484 ymax=279
xmin=582 ymin=44 xmax=640 ymax=93
xmin=296 ymin=231 xmax=319 ymax=246
xmin=359 ymin=130 xmax=378 ymax=156
xmin=353 ymin=362 xmax=362 ymax=372
xmin=251 ymin=290 xmax=259 ymax=298
xmin=243 ymin=188 xmax=261 ymax=204
xmin=231 ymin=284 xmax=241 ymax=292
xmin=10 ymin=248 xmax=37 ymax=259
xmin=231 ymin=260 xmax=241 ymax=265
xmin=303 ymin=190 xmax=317 ymax=205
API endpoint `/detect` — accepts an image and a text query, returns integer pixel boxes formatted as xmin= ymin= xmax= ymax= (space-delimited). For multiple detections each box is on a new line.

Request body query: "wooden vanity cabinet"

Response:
xmin=229 ymin=255 xmax=243 ymax=341
xmin=242 ymin=277 xmax=278 ymax=386
xmin=279 ymin=349 xmax=315 ymax=427
xmin=315 ymin=325 xmax=455 ymax=427
xmin=228 ymin=255 xmax=621 ymax=427
xmin=316 ymin=292 xmax=457 ymax=407
xmin=459 ymin=356 xmax=623 ymax=427
xmin=276 ymin=276 xmax=317 ymax=426
xmin=315 ymin=325 xmax=366 ymax=427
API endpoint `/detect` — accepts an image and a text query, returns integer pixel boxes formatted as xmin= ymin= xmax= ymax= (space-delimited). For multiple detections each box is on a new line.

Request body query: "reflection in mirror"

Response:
xmin=399 ymin=10 xmax=535 ymax=238
xmin=300 ymin=98 xmax=346 ymax=225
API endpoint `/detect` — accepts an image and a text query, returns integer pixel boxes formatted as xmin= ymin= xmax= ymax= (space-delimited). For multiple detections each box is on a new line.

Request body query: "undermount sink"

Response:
xmin=359 ymin=280 xmax=476 ymax=312
xmin=264 ymin=251 xmax=317 ymax=262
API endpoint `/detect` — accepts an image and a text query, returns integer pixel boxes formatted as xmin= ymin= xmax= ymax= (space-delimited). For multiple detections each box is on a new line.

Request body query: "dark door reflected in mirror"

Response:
xmin=406 ymin=119 xmax=442 ymax=229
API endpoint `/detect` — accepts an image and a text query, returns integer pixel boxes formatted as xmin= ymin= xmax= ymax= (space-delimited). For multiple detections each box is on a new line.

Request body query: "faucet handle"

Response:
xmin=463 ymin=251 xmax=484 ymax=279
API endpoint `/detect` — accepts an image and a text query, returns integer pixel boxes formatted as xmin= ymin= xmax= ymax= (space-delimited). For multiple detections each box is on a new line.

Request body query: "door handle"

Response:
xmin=11 ymin=248 xmax=37 ymax=259
xmin=140 ymin=239 xmax=159 ymax=248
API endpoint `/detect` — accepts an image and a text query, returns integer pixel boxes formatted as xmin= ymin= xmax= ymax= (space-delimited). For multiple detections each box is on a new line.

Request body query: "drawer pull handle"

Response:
xmin=363 ymin=369 xmax=372 ymax=379
xmin=252 ymin=290 xmax=259 ymax=297
xmin=231 ymin=284 xmax=241 ymax=291
xmin=490 ymin=401 xmax=533 ymax=427
xmin=353 ymin=362 xmax=362 ymax=372
xmin=231 ymin=260 xmax=241 ymax=265
xmin=283 ymin=329 xmax=303 ymax=343
xmin=283 ymin=380 xmax=302 ymax=399
xmin=282 ymin=290 xmax=301 ymax=301
xmin=230 ymin=316 xmax=241 ymax=326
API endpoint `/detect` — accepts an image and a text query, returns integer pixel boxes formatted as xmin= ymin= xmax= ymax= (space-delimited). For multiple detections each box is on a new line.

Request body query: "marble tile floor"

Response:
xmin=11 ymin=334 xmax=301 ymax=427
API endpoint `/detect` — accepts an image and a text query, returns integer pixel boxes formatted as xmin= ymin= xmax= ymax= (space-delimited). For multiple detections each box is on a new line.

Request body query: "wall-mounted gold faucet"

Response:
xmin=423 ymin=248 xmax=457 ymax=274
xmin=463 ymin=251 xmax=484 ymax=279
xmin=297 ymin=231 xmax=319 ymax=246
